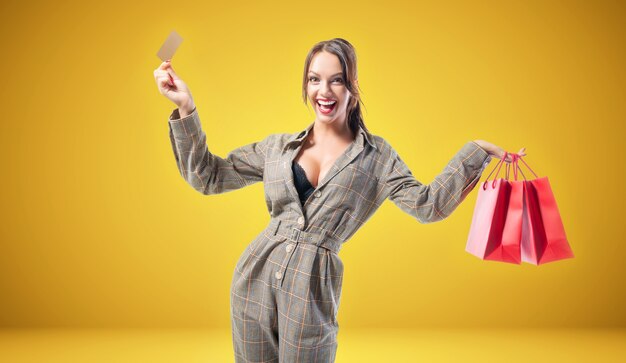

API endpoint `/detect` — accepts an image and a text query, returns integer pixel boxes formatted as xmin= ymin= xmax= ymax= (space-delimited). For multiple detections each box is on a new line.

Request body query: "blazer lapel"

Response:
xmin=283 ymin=144 xmax=306 ymax=211
xmin=315 ymin=138 xmax=364 ymax=191
xmin=282 ymin=123 xmax=315 ymax=212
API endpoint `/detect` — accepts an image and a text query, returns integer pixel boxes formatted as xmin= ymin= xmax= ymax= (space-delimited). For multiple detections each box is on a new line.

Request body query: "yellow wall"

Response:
xmin=1 ymin=0 xmax=624 ymax=328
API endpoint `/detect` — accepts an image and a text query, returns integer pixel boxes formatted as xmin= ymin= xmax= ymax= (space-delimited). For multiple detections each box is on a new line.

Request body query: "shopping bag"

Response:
xmin=465 ymin=153 xmax=520 ymax=264
xmin=497 ymin=155 xmax=523 ymax=264
xmin=517 ymin=157 xmax=575 ymax=265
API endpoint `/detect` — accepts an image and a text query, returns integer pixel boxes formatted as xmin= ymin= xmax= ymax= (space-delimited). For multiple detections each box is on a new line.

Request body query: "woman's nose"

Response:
xmin=320 ymin=80 xmax=332 ymax=94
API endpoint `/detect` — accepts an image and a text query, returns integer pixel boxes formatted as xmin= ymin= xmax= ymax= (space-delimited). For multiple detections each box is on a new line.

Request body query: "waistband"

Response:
xmin=268 ymin=218 xmax=342 ymax=254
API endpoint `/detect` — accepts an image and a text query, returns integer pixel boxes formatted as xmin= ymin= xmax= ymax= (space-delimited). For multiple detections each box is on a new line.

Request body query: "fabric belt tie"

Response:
xmin=268 ymin=218 xmax=342 ymax=288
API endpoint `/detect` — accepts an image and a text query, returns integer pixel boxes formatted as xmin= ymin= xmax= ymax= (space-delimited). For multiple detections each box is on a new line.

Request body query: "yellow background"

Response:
xmin=1 ymin=0 xmax=624 ymax=333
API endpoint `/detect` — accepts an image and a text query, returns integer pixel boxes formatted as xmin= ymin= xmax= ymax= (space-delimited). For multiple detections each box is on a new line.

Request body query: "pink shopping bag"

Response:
xmin=465 ymin=152 xmax=520 ymax=264
xmin=517 ymin=157 xmax=575 ymax=265
xmin=497 ymin=155 xmax=524 ymax=264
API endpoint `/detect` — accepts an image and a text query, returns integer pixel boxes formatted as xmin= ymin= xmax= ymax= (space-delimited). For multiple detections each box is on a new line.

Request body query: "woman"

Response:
xmin=154 ymin=38 xmax=525 ymax=362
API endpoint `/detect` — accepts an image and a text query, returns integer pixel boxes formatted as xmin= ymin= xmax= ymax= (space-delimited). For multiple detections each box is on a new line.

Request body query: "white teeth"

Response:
xmin=318 ymin=100 xmax=336 ymax=105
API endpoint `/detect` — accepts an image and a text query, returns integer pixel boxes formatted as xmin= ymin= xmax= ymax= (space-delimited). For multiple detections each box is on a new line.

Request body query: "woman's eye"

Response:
xmin=308 ymin=77 xmax=343 ymax=83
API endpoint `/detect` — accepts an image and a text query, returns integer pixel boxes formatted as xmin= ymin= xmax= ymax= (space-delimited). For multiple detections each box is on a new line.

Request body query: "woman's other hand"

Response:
xmin=473 ymin=140 xmax=526 ymax=163
xmin=153 ymin=60 xmax=195 ymax=115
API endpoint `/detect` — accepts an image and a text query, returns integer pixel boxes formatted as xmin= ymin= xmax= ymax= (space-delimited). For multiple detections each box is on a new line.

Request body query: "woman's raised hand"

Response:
xmin=473 ymin=140 xmax=526 ymax=163
xmin=153 ymin=60 xmax=195 ymax=114
xmin=503 ymin=147 xmax=526 ymax=163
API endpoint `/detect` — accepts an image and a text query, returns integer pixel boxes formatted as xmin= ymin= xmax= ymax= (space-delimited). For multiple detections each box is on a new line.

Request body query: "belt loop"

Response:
xmin=325 ymin=250 xmax=330 ymax=286
xmin=290 ymin=227 xmax=301 ymax=243
xmin=316 ymin=230 xmax=327 ymax=248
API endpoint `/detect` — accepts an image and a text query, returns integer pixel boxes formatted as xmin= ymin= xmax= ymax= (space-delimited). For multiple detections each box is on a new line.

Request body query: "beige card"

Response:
xmin=157 ymin=30 xmax=183 ymax=61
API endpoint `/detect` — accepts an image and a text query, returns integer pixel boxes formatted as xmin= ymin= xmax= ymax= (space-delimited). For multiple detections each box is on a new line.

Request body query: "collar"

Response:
xmin=283 ymin=122 xmax=377 ymax=151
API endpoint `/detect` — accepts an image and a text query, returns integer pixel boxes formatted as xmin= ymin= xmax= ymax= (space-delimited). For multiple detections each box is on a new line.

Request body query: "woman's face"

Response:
xmin=307 ymin=51 xmax=352 ymax=127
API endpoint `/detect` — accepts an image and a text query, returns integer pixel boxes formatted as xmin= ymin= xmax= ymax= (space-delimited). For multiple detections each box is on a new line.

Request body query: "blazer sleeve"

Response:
xmin=168 ymin=106 xmax=270 ymax=195
xmin=381 ymin=141 xmax=492 ymax=223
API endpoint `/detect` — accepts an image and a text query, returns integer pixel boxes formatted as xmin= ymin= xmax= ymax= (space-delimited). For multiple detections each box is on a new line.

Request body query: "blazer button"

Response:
xmin=286 ymin=244 xmax=294 ymax=253
xmin=297 ymin=216 xmax=304 ymax=225
xmin=314 ymin=190 xmax=321 ymax=198
xmin=275 ymin=271 xmax=283 ymax=279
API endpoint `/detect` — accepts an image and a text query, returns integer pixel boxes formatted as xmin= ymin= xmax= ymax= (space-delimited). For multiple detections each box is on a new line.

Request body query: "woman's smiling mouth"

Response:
xmin=317 ymin=99 xmax=337 ymax=114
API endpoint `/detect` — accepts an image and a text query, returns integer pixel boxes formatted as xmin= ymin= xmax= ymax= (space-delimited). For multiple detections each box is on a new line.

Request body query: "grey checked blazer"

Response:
xmin=167 ymin=106 xmax=492 ymax=362
xmin=168 ymin=107 xmax=492 ymax=228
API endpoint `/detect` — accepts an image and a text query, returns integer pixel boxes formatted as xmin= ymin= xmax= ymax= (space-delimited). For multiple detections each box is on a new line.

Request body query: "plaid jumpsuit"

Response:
xmin=168 ymin=107 xmax=492 ymax=362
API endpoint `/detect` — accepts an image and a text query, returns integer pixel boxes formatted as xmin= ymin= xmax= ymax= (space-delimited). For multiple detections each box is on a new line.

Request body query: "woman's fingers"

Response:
xmin=160 ymin=60 xmax=180 ymax=80
xmin=156 ymin=73 xmax=177 ymax=93
xmin=498 ymin=148 xmax=512 ymax=162
xmin=490 ymin=145 xmax=527 ymax=163
xmin=154 ymin=69 xmax=175 ymax=89
xmin=158 ymin=77 xmax=172 ymax=92
xmin=158 ymin=60 xmax=171 ymax=70
xmin=154 ymin=61 xmax=194 ymax=108
xmin=505 ymin=147 xmax=527 ymax=163
xmin=155 ymin=61 xmax=180 ymax=86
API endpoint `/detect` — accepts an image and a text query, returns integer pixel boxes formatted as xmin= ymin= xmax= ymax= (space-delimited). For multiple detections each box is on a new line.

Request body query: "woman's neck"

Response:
xmin=310 ymin=120 xmax=354 ymax=146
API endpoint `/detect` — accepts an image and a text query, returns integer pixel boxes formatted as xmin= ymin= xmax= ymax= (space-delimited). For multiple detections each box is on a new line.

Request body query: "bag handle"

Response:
xmin=482 ymin=151 xmax=508 ymax=190
xmin=512 ymin=154 xmax=520 ymax=181
xmin=510 ymin=154 xmax=539 ymax=181
xmin=504 ymin=157 xmax=510 ymax=180
xmin=482 ymin=151 xmax=539 ymax=188
xmin=516 ymin=155 xmax=539 ymax=179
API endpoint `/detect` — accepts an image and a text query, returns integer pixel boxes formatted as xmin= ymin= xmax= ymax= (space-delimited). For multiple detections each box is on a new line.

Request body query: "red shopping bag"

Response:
xmin=517 ymin=157 xmax=575 ymax=265
xmin=498 ymin=155 xmax=524 ymax=264
xmin=465 ymin=153 xmax=520 ymax=264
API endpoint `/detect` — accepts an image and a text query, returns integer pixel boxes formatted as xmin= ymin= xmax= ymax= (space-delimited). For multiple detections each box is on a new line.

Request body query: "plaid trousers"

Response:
xmin=168 ymin=107 xmax=492 ymax=362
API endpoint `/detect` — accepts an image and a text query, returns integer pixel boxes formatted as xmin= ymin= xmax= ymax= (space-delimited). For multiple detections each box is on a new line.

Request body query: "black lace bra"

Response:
xmin=292 ymin=161 xmax=315 ymax=205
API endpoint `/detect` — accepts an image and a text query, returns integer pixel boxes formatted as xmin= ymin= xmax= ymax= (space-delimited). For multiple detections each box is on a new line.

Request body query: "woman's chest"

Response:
xmin=293 ymin=141 xmax=352 ymax=188
xmin=262 ymin=138 xmax=384 ymax=218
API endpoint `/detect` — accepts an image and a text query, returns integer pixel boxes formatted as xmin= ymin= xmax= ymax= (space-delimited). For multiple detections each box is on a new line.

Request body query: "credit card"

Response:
xmin=157 ymin=30 xmax=183 ymax=61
